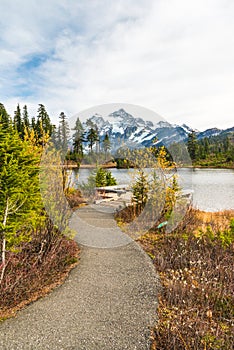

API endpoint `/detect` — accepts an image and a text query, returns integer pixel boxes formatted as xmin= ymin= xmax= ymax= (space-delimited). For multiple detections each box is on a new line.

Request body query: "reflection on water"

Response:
xmin=71 ymin=168 xmax=234 ymax=212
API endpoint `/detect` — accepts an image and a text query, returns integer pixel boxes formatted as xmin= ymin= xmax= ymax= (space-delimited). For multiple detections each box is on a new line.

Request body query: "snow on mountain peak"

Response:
xmin=80 ymin=108 xmax=231 ymax=150
xmin=156 ymin=120 xmax=172 ymax=128
xmin=83 ymin=109 xmax=187 ymax=148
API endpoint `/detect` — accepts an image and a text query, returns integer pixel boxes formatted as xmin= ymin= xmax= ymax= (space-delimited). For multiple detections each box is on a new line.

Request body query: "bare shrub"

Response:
xmin=0 ymin=219 xmax=79 ymax=316
xmin=138 ymin=210 xmax=234 ymax=349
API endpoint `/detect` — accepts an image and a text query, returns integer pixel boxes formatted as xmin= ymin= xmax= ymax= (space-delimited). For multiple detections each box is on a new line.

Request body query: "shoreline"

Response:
xmin=64 ymin=162 xmax=117 ymax=169
xmin=64 ymin=163 xmax=234 ymax=170
xmin=181 ymin=164 xmax=234 ymax=170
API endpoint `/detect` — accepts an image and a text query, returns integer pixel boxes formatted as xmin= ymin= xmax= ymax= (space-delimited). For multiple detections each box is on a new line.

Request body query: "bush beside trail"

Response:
xmin=137 ymin=209 xmax=234 ymax=350
xmin=0 ymin=220 xmax=79 ymax=319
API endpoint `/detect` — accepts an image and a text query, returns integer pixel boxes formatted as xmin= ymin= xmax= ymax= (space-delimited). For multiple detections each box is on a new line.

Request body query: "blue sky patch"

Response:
xmin=15 ymin=83 xmax=35 ymax=98
xmin=14 ymin=54 xmax=50 ymax=97
xmin=18 ymin=53 xmax=48 ymax=73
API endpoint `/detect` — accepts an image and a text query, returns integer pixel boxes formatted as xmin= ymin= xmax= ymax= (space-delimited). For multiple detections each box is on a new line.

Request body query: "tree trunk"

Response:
xmin=0 ymin=198 xmax=9 ymax=284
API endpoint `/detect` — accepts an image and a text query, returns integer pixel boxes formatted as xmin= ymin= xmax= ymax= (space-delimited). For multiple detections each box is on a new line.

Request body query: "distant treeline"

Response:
xmin=186 ymin=130 xmax=234 ymax=167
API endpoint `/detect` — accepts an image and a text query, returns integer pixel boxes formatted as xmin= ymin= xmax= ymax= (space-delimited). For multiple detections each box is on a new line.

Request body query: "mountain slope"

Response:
xmin=82 ymin=108 xmax=233 ymax=149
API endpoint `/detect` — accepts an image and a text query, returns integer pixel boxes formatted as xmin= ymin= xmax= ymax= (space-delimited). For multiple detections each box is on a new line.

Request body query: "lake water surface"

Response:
xmin=73 ymin=168 xmax=234 ymax=212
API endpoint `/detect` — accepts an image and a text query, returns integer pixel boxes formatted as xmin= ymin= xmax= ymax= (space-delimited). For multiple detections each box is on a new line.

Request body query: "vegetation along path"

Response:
xmin=0 ymin=205 xmax=160 ymax=350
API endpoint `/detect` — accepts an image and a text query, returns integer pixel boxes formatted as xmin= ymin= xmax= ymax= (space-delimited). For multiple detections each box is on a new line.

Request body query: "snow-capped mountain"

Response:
xmin=196 ymin=127 xmax=234 ymax=139
xmin=82 ymin=108 xmax=233 ymax=149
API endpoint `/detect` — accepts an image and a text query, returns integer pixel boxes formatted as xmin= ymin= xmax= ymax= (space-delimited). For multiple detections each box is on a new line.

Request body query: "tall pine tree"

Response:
xmin=35 ymin=104 xmax=54 ymax=145
xmin=0 ymin=103 xmax=11 ymax=129
xmin=187 ymin=131 xmax=198 ymax=161
xmin=72 ymin=117 xmax=84 ymax=164
xmin=58 ymin=112 xmax=70 ymax=154
xmin=13 ymin=104 xmax=23 ymax=137
xmin=103 ymin=133 xmax=111 ymax=160
xmin=22 ymin=105 xmax=30 ymax=138
xmin=87 ymin=127 xmax=98 ymax=152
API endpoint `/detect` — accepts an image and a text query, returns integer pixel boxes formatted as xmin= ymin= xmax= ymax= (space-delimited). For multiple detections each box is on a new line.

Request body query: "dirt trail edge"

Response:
xmin=0 ymin=206 xmax=160 ymax=350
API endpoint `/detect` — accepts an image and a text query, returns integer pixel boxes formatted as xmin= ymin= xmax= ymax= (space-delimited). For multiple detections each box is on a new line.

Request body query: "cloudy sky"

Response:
xmin=1 ymin=0 xmax=234 ymax=130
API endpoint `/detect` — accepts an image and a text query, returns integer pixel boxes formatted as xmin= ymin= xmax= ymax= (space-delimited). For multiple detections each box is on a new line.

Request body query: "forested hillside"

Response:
xmin=187 ymin=130 xmax=234 ymax=167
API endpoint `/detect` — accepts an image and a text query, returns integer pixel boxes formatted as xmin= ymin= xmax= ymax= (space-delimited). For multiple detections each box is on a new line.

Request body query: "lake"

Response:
xmin=72 ymin=168 xmax=234 ymax=212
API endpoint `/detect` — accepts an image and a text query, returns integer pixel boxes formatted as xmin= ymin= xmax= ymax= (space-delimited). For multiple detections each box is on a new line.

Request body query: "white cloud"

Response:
xmin=1 ymin=0 xmax=234 ymax=130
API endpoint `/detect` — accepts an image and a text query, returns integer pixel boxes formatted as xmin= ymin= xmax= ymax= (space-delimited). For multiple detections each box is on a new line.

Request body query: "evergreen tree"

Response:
xmin=35 ymin=104 xmax=54 ymax=145
xmin=86 ymin=118 xmax=95 ymax=129
xmin=0 ymin=125 xmax=43 ymax=282
xmin=0 ymin=103 xmax=11 ymax=129
xmin=22 ymin=105 xmax=30 ymax=127
xmin=223 ymin=137 xmax=230 ymax=153
xmin=56 ymin=125 xmax=62 ymax=148
xmin=90 ymin=167 xmax=117 ymax=187
xmin=132 ymin=170 xmax=149 ymax=211
xmin=204 ymin=137 xmax=209 ymax=154
xmin=86 ymin=118 xmax=99 ymax=153
xmin=95 ymin=167 xmax=107 ymax=187
xmin=95 ymin=125 xmax=100 ymax=154
xmin=13 ymin=104 xmax=23 ymax=137
xmin=187 ymin=131 xmax=198 ymax=161
xmin=31 ymin=116 xmax=36 ymax=131
xmin=58 ymin=112 xmax=70 ymax=154
xmin=129 ymin=146 xmax=180 ymax=222
xmin=105 ymin=170 xmax=117 ymax=186
xmin=22 ymin=105 xmax=30 ymax=138
xmin=72 ymin=117 xmax=84 ymax=164
xmin=103 ymin=133 xmax=111 ymax=160
xmin=87 ymin=127 xmax=98 ymax=152
xmin=172 ymin=131 xmax=234 ymax=166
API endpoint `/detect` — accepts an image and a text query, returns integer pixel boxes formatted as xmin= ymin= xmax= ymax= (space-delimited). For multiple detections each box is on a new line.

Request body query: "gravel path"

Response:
xmin=0 ymin=206 xmax=160 ymax=350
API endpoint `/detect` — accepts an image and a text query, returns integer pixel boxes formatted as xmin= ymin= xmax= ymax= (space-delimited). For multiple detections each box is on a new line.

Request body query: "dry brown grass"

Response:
xmin=136 ymin=209 xmax=234 ymax=349
xmin=184 ymin=209 xmax=234 ymax=233
xmin=65 ymin=188 xmax=87 ymax=208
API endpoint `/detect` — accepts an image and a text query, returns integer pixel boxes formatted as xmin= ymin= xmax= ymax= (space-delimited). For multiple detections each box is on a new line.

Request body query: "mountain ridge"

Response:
xmin=82 ymin=108 xmax=233 ymax=149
